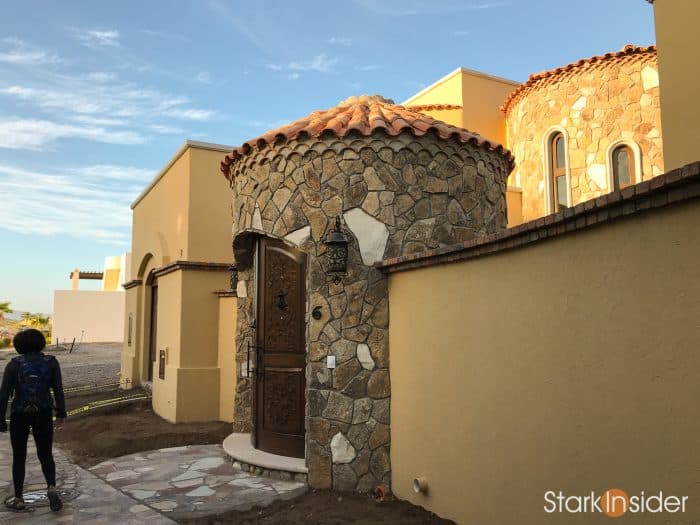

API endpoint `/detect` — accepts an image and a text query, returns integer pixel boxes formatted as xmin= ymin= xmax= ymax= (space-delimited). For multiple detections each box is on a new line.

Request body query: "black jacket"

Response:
xmin=0 ymin=352 xmax=67 ymax=425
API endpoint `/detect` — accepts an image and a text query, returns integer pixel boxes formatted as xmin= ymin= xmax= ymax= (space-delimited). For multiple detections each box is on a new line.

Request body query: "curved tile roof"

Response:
xmin=221 ymin=95 xmax=512 ymax=179
xmin=501 ymin=44 xmax=656 ymax=115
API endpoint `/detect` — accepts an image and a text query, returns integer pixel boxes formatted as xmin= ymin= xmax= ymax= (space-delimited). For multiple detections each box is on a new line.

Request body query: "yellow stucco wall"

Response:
xmin=186 ymin=147 xmax=235 ymax=263
xmin=217 ymin=295 xmax=237 ymax=423
xmin=131 ymin=149 xmax=191 ymax=275
xmin=505 ymin=187 xmax=523 ymax=226
xmin=388 ymin=199 xmax=700 ymax=524
xmin=120 ymin=286 xmax=140 ymax=389
xmin=149 ymin=269 xmax=230 ymax=423
xmin=121 ymin=141 xmax=236 ymax=422
xmin=404 ymin=68 xmax=518 ymax=145
xmin=653 ymin=0 xmax=700 ymax=171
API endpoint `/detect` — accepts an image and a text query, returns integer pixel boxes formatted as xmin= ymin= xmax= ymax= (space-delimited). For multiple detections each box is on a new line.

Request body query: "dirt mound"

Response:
xmin=180 ymin=490 xmax=455 ymax=525
xmin=55 ymin=401 xmax=232 ymax=467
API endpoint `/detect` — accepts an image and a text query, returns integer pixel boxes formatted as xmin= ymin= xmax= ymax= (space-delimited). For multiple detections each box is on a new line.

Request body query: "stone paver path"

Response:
xmin=0 ymin=435 xmax=307 ymax=523
xmin=89 ymin=444 xmax=307 ymax=520
xmin=0 ymin=433 xmax=172 ymax=524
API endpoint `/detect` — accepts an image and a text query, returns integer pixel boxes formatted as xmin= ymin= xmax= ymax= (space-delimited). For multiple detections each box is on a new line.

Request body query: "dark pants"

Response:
xmin=9 ymin=411 xmax=56 ymax=498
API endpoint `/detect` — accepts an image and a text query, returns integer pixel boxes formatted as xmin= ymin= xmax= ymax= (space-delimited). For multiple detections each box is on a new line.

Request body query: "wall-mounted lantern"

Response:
xmin=323 ymin=216 xmax=349 ymax=284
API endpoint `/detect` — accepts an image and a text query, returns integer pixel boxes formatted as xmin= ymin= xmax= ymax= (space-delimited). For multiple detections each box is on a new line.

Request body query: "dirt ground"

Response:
xmin=55 ymin=400 xmax=232 ymax=468
xmin=56 ymin=402 xmax=454 ymax=524
xmin=179 ymin=490 xmax=455 ymax=525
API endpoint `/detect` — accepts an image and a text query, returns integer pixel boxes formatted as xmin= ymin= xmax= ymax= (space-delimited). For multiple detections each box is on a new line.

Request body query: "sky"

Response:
xmin=0 ymin=0 xmax=655 ymax=313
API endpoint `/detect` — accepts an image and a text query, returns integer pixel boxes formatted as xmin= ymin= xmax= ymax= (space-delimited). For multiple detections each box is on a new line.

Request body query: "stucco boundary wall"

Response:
xmin=380 ymin=161 xmax=700 ymax=524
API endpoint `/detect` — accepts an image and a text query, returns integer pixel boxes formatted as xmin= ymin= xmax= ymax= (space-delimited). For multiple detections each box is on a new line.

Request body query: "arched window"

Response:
xmin=611 ymin=144 xmax=636 ymax=191
xmin=550 ymin=133 xmax=568 ymax=212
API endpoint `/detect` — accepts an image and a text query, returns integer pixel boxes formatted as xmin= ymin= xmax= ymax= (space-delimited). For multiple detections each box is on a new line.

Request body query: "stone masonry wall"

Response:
xmin=228 ymin=130 xmax=510 ymax=492
xmin=506 ymin=51 xmax=663 ymax=222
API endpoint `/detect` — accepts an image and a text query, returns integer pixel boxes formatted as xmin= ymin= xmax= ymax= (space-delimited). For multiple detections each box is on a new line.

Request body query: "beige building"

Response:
xmin=120 ymin=140 xmax=237 ymax=422
xmin=52 ymin=253 xmax=130 ymax=344
xmin=118 ymin=1 xmax=700 ymax=522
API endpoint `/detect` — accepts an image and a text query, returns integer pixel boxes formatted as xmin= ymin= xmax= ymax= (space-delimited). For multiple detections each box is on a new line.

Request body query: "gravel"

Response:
xmin=0 ymin=342 xmax=122 ymax=388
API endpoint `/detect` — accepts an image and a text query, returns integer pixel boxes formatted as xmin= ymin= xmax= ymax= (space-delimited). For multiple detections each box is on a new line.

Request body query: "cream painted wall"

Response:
xmin=187 ymin=147 xmax=235 ymax=263
xmin=52 ymin=290 xmax=125 ymax=343
xmin=131 ymin=149 xmax=191 ymax=278
xmin=150 ymin=269 xmax=229 ymax=422
xmin=404 ymin=69 xmax=518 ymax=145
xmin=653 ymin=0 xmax=700 ymax=170
xmin=217 ymin=295 xmax=237 ymax=422
xmin=151 ymin=270 xmax=182 ymax=422
xmin=505 ymin=187 xmax=523 ymax=226
xmin=389 ymin=200 xmax=700 ymax=524
xmin=120 ymin=286 xmax=140 ymax=389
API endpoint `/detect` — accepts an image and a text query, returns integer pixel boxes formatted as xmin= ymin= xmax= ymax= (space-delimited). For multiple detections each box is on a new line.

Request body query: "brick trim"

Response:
xmin=151 ymin=260 xmax=232 ymax=279
xmin=378 ymin=161 xmax=700 ymax=274
xmin=123 ymin=279 xmax=142 ymax=290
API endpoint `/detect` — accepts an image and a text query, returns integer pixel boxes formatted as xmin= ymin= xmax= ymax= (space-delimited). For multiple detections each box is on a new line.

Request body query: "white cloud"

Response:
xmin=0 ymin=163 xmax=154 ymax=244
xmin=355 ymin=64 xmax=381 ymax=71
xmin=288 ymin=73 xmax=300 ymax=80
xmin=195 ymin=71 xmax=212 ymax=84
xmin=267 ymin=53 xmax=338 ymax=74
xmin=0 ymin=38 xmax=61 ymax=65
xmin=0 ymin=118 xmax=147 ymax=151
xmin=453 ymin=30 xmax=469 ymax=36
xmin=86 ymin=71 xmax=117 ymax=82
xmin=71 ymin=28 xmax=121 ymax=48
xmin=0 ymin=69 xmax=217 ymax=148
xmin=163 ymin=108 xmax=216 ymax=121
xmin=328 ymin=37 xmax=352 ymax=47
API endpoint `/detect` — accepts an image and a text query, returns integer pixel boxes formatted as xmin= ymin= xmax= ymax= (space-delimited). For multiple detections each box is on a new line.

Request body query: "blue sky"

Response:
xmin=0 ymin=0 xmax=655 ymax=313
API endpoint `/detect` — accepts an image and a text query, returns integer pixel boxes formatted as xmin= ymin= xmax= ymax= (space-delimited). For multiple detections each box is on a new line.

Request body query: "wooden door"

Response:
xmin=148 ymin=284 xmax=158 ymax=381
xmin=255 ymin=238 xmax=306 ymax=458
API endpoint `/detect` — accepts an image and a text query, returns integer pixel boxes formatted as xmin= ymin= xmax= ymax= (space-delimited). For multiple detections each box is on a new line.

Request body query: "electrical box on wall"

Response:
xmin=327 ymin=355 xmax=336 ymax=369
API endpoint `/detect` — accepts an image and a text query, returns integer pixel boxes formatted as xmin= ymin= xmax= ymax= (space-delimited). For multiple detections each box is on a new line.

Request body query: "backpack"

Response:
xmin=13 ymin=354 xmax=53 ymax=415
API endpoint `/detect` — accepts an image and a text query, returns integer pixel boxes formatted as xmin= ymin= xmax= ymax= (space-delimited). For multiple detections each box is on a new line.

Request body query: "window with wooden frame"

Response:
xmin=611 ymin=144 xmax=636 ymax=191
xmin=550 ymin=133 xmax=568 ymax=212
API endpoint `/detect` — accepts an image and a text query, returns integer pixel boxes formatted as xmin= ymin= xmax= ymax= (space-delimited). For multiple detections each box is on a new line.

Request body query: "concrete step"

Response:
xmin=222 ymin=433 xmax=308 ymax=482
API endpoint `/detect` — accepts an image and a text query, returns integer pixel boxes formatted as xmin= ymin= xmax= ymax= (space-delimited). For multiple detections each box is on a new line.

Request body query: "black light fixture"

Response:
xmin=324 ymin=216 xmax=349 ymax=284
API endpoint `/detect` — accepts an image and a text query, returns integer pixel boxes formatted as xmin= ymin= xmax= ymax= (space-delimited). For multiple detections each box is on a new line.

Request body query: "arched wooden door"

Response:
xmin=255 ymin=237 xmax=306 ymax=458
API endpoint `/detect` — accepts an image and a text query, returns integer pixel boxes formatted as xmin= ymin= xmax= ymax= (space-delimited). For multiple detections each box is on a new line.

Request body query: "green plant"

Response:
xmin=0 ymin=302 xmax=12 ymax=323
xmin=0 ymin=337 xmax=11 ymax=349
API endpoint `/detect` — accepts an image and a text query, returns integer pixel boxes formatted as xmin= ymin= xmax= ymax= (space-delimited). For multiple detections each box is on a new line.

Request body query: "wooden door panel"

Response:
xmin=255 ymin=238 xmax=306 ymax=458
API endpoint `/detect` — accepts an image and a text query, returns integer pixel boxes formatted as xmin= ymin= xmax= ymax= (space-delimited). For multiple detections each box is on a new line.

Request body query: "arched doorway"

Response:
xmin=254 ymin=236 xmax=307 ymax=458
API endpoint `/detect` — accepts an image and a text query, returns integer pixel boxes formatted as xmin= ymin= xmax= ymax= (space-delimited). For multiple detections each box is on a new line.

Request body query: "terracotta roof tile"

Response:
xmin=406 ymin=104 xmax=462 ymax=112
xmin=501 ymin=44 xmax=656 ymax=115
xmin=221 ymin=95 xmax=512 ymax=179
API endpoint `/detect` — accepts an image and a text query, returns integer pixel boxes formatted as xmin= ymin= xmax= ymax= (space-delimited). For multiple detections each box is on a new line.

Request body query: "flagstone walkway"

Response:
xmin=0 ymin=434 xmax=307 ymax=523
xmin=89 ymin=444 xmax=307 ymax=520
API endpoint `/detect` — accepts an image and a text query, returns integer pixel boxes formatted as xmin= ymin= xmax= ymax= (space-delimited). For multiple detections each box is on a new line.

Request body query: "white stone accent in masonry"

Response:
xmin=572 ymin=96 xmax=587 ymax=111
xmin=641 ymin=66 xmax=659 ymax=91
xmin=330 ymin=432 xmax=356 ymax=464
xmin=588 ymin=164 xmax=607 ymax=190
xmin=357 ymin=343 xmax=375 ymax=370
xmin=343 ymin=207 xmax=389 ymax=265
xmin=236 ymin=280 xmax=247 ymax=298
xmin=252 ymin=206 xmax=263 ymax=230
xmin=284 ymin=226 xmax=311 ymax=247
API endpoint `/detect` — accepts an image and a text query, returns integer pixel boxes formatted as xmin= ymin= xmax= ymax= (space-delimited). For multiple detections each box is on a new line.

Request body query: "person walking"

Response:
xmin=0 ymin=329 xmax=66 ymax=512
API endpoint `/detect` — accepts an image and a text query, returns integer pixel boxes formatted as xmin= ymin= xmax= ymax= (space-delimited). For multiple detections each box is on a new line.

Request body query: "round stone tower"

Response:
xmin=221 ymin=95 xmax=513 ymax=491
